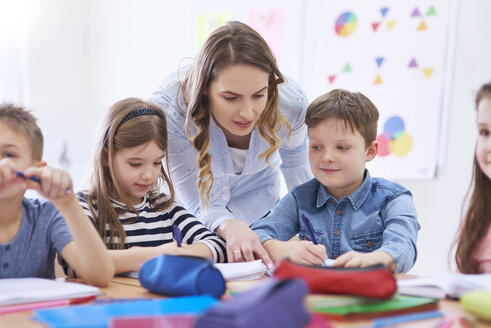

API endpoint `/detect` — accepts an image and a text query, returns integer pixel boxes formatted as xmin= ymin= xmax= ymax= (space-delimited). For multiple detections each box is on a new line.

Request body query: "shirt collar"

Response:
xmin=316 ymin=169 xmax=372 ymax=210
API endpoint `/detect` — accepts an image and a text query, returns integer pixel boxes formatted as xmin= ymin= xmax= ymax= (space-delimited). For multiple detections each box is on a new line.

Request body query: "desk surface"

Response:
xmin=1 ymin=276 xmax=490 ymax=328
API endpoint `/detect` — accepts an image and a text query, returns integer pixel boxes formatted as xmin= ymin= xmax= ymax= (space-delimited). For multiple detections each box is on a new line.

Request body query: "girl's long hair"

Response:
xmin=455 ymin=82 xmax=491 ymax=272
xmin=86 ymin=97 xmax=175 ymax=249
xmin=179 ymin=21 xmax=290 ymax=207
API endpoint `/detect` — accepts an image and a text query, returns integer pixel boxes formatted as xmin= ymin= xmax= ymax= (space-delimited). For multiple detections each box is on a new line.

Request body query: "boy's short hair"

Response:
xmin=0 ymin=103 xmax=43 ymax=161
xmin=305 ymin=89 xmax=379 ymax=147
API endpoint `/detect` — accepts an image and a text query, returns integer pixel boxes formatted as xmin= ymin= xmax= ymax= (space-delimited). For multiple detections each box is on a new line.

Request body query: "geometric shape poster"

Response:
xmin=303 ymin=0 xmax=455 ymax=179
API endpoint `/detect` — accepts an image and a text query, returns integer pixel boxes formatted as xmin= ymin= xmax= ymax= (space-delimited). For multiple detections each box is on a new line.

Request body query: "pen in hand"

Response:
xmin=16 ymin=171 xmax=71 ymax=194
xmin=302 ymin=214 xmax=331 ymax=267
xmin=173 ymin=224 xmax=182 ymax=247
xmin=301 ymin=214 xmax=318 ymax=245
xmin=16 ymin=171 xmax=41 ymax=183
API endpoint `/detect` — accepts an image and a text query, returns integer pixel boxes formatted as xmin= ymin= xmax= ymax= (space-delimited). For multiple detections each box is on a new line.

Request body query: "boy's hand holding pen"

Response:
xmin=16 ymin=167 xmax=73 ymax=202
xmin=301 ymin=214 xmax=332 ymax=267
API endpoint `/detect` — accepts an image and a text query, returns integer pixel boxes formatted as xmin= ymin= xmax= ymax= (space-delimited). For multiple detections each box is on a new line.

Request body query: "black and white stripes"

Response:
xmin=77 ymin=192 xmax=227 ymax=263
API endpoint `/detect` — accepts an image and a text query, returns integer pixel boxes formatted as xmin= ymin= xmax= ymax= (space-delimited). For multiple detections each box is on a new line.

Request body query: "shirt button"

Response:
xmin=333 ymin=230 xmax=340 ymax=235
xmin=333 ymin=254 xmax=339 ymax=259
xmin=5 ymin=245 xmax=10 ymax=251
xmin=366 ymin=241 xmax=373 ymax=247
xmin=3 ymin=263 xmax=8 ymax=269
xmin=336 ymin=209 xmax=342 ymax=215
xmin=330 ymin=199 xmax=335 ymax=204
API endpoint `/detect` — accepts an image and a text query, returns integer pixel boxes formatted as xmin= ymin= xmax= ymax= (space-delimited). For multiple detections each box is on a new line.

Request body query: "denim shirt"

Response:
xmin=151 ymin=67 xmax=313 ymax=231
xmin=251 ymin=170 xmax=420 ymax=273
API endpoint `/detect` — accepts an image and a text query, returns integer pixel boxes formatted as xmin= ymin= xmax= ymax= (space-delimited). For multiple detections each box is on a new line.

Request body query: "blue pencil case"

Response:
xmin=139 ymin=254 xmax=226 ymax=299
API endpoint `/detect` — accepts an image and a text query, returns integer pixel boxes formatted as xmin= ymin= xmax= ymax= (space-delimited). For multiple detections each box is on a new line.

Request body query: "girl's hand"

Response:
xmin=22 ymin=166 xmax=73 ymax=206
xmin=154 ymin=242 xmax=196 ymax=257
xmin=287 ymin=240 xmax=327 ymax=266
xmin=217 ymin=219 xmax=273 ymax=269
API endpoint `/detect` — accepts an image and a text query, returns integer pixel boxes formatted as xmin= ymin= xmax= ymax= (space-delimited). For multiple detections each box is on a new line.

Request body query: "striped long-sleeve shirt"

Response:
xmin=77 ymin=192 xmax=227 ymax=263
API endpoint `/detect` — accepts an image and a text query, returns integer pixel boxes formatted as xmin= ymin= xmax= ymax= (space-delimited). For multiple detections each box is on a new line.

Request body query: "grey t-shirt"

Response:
xmin=0 ymin=197 xmax=73 ymax=279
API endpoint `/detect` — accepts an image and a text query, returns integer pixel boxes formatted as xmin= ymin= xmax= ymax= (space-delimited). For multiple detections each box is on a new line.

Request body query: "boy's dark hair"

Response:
xmin=0 ymin=103 xmax=43 ymax=161
xmin=305 ymin=89 xmax=379 ymax=147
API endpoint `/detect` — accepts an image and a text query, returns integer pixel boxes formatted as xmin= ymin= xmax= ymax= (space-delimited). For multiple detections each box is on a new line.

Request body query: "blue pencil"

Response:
xmin=173 ymin=225 xmax=183 ymax=247
xmin=16 ymin=171 xmax=41 ymax=183
xmin=373 ymin=310 xmax=443 ymax=327
xmin=301 ymin=214 xmax=318 ymax=245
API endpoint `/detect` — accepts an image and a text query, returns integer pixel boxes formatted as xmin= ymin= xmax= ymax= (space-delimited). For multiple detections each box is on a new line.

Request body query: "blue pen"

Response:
xmin=301 ymin=214 xmax=318 ymax=245
xmin=16 ymin=171 xmax=72 ymax=194
xmin=173 ymin=224 xmax=182 ymax=247
xmin=373 ymin=310 xmax=443 ymax=328
xmin=16 ymin=171 xmax=41 ymax=183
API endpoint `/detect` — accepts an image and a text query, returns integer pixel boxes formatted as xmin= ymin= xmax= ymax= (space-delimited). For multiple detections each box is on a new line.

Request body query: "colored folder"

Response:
xmin=33 ymin=296 xmax=219 ymax=328
xmin=309 ymin=295 xmax=439 ymax=321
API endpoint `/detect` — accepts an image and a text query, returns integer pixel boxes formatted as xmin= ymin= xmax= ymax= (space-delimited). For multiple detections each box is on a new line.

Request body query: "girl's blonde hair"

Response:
xmin=178 ymin=21 xmax=290 ymax=207
xmin=86 ymin=97 xmax=175 ymax=249
xmin=455 ymin=82 xmax=491 ymax=273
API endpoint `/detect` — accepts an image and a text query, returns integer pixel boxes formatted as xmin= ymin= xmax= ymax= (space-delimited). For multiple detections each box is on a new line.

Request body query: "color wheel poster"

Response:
xmin=303 ymin=0 xmax=454 ymax=180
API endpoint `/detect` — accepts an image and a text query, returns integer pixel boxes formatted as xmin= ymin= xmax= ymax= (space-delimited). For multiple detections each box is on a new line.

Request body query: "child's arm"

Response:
xmin=332 ymin=250 xmax=396 ymax=271
xmin=335 ymin=192 xmax=419 ymax=273
xmin=263 ymin=239 xmax=327 ymax=266
xmin=108 ymin=243 xmax=202 ymax=273
xmin=171 ymin=202 xmax=227 ymax=263
xmin=23 ymin=166 xmax=114 ymax=286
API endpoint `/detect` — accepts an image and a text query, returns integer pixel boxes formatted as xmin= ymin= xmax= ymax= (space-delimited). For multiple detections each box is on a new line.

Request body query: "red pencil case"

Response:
xmin=273 ymin=260 xmax=396 ymax=299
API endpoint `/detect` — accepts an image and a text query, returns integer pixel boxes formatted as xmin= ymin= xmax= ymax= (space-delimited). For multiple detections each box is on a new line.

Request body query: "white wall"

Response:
xmin=13 ymin=0 xmax=491 ymax=275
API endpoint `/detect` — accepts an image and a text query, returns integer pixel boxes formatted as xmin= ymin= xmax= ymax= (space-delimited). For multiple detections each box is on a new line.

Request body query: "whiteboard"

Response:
xmin=193 ymin=0 xmax=456 ymax=180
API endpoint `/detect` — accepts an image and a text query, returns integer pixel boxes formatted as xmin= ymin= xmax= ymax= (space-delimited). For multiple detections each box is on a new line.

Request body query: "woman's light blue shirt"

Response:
xmin=251 ymin=170 xmax=420 ymax=273
xmin=152 ymin=68 xmax=313 ymax=231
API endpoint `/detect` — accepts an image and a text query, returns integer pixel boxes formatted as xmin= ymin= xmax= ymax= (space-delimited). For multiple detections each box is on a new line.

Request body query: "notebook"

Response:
xmin=120 ymin=260 xmax=267 ymax=281
xmin=397 ymin=273 xmax=491 ymax=299
xmin=214 ymin=260 xmax=267 ymax=281
xmin=0 ymin=278 xmax=99 ymax=307
xmin=33 ymin=296 xmax=219 ymax=328
xmin=309 ymin=295 xmax=438 ymax=321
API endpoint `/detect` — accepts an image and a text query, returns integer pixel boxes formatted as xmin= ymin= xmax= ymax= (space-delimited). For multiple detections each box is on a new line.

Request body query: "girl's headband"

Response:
xmin=104 ymin=107 xmax=163 ymax=147
xmin=117 ymin=107 xmax=163 ymax=130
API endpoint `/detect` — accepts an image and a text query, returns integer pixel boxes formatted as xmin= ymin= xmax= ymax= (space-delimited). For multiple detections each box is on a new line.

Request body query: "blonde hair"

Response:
xmin=179 ymin=21 xmax=290 ymax=207
xmin=0 ymin=103 xmax=43 ymax=161
xmin=86 ymin=98 xmax=175 ymax=249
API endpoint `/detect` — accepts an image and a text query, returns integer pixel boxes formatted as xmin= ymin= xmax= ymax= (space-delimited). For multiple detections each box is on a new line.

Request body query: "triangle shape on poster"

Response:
xmin=422 ymin=68 xmax=434 ymax=79
xmin=408 ymin=58 xmax=418 ymax=68
xmin=386 ymin=20 xmax=396 ymax=30
xmin=342 ymin=63 xmax=351 ymax=73
xmin=375 ymin=57 xmax=384 ymax=68
xmin=374 ymin=74 xmax=383 ymax=85
xmin=411 ymin=7 xmax=421 ymax=17
xmin=417 ymin=20 xmax=427 ymax=31
xmin=328 ymin=75 xmax=337 ymax=84
xmin=426 ymin=6 xmax=436 ymax=16
xmin=371 ymin=22 xmax=381 ymax=32
xmin=380 ymin=7 xmax=389 ymax=18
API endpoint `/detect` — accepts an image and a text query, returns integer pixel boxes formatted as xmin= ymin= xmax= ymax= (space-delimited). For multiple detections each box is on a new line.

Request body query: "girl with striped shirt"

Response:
xmin=78 ymin=98 xmax=226 ymax=274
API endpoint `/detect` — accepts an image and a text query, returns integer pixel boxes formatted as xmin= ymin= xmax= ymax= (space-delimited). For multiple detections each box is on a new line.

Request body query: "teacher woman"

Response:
xmin=152 ymin=21 xmax=312 ymax=267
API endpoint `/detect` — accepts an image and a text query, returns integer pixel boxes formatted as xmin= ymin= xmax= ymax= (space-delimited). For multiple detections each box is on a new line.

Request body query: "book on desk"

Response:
xmin=397 ymin=273 xmax=491 ymax=299
xmin=306 ymin=294 xmax=439 ymax=321
xmin=0 ymin=278 xmax=99 ymax=314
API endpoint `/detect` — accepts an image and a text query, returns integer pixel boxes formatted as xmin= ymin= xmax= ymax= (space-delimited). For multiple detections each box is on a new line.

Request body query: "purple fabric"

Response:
xmin=195 ymin=278 xmax=310 ymax=328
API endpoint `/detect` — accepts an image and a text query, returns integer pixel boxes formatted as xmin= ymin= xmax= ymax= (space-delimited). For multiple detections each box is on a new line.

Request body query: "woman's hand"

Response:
xmin=217 ymin=219 xmax=274 ymax=269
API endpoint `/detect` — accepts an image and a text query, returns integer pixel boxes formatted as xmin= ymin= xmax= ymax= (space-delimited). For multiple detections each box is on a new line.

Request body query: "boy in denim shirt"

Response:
xmin=251 ymin=90 xmax=420 ymax=273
